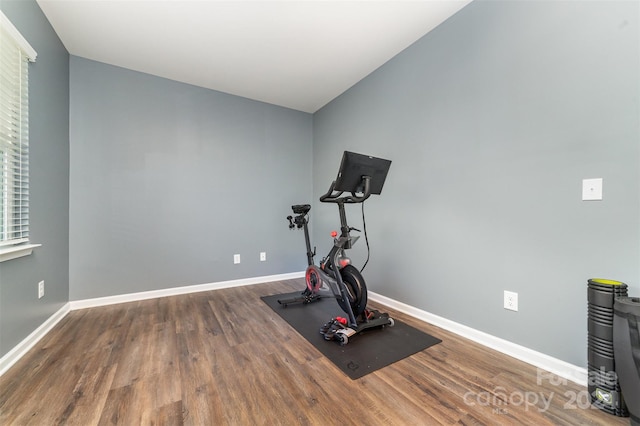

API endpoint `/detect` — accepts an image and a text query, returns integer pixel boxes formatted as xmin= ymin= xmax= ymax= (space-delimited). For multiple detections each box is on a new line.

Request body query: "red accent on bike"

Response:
xmin=339 ymin=258 xmax=350 ymax=268
xmin=331 ymin=231 xmax=338 ymax=238
xmin=336 ymin=317 xmax=347 ymax=325
xmin=306 ymin=268 xmax=322 ymax=293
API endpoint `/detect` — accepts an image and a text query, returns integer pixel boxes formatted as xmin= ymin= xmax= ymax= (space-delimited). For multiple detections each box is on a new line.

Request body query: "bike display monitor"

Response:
xmin=334 ymin=151 xmax=391 ymax=195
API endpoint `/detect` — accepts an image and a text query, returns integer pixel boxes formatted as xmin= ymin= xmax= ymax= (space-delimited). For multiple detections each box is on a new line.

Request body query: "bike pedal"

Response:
xmin=319 ymin=318 xmax=337 ymax=334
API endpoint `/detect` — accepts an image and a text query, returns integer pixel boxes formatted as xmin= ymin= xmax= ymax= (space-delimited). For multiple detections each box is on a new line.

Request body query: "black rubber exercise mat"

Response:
xmin=261 ymin=291 xmax=441 ymax=380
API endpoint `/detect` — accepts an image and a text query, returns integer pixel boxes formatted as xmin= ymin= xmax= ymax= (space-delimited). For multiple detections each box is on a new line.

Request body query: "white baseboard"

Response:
xmin=0 ymin=302 xmax=71 ymax=376
xmin=1 ymin=272 xmax=304 ymax=377
xmin=70 ymin=271 xmax=305 ymax=310
xmin=368 ymin=291 xmax=588 ymax=387
xmin=2 ymin=273 xmax=587 ymax=388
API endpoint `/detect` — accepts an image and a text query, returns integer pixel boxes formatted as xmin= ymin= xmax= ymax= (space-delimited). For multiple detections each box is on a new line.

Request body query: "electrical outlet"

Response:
xmin=260 ymin=252 xmax=266 ymax=262
xmin=38 ymin=281 xmax=44 ymax=299
xmin=504 ymin=291 xmax=518 ymax=311
xmin=233 ymin=254 xmax=241 ymax=264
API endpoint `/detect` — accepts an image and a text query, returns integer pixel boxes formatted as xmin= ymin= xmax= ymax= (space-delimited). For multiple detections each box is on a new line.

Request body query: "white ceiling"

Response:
xmin=37 ymin=0 xmax=471 ymax=113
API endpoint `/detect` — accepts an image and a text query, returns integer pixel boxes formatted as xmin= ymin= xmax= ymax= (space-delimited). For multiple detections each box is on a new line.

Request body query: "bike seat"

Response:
xmin=292 ymin=204 xmax=311 ymax=215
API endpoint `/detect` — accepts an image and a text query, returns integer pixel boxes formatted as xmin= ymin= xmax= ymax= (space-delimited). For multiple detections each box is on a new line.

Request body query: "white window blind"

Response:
xmin=0 ymin=11 xmax=36 ymax=247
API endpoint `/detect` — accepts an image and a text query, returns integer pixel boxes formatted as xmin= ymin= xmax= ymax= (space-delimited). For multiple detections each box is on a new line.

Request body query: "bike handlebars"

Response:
xmin=319 ymin=176 xmax=372 ymax=204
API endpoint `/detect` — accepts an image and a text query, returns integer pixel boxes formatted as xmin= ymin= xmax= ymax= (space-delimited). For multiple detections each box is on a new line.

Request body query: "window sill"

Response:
xmin=0 ymin=244 xmax=42 ymax=263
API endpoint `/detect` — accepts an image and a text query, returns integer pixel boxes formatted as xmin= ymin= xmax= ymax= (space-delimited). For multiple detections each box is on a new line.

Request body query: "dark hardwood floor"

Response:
xmin=0 ymin=279 xmax=629 ymax=425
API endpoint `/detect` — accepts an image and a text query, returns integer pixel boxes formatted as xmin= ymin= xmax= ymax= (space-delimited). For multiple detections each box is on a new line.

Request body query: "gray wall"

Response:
xmin=313 ymin=0 xmax=639 ymax=367
xmin=0 ymin=0 xmax=70 ymax=358
xmin=2 ymin=0 xmax=637 ymax=371
xmin=69 ymin=57 xmax=312 ymax=300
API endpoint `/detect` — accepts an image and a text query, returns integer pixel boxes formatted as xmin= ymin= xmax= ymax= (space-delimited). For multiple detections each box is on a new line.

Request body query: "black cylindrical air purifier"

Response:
xmin=587 ymin=278 xmax=628 ymax=417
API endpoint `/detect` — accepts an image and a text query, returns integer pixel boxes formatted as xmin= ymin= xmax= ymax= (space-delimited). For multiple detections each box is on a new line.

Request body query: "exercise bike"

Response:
xmin=278 ymin=151 xmax=393 ymax=345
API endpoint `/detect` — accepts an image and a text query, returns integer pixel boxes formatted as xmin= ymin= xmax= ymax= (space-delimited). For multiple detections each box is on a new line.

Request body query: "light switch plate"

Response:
xmin=582 ymin=178 xmax=603 ymax=201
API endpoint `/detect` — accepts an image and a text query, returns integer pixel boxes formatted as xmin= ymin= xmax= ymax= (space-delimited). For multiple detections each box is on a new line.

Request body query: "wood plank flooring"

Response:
xmin=0 ymin=279 xmax=630 ymax=425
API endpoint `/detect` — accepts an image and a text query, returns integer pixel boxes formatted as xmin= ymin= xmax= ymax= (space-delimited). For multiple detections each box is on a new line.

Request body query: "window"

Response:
xmin=0 ymin=11 xmax=37 ymax=261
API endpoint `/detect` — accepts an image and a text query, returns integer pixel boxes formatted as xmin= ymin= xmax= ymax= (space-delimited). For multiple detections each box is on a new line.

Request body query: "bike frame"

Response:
xmin=297 ymin=176 xmax=373 ymax=327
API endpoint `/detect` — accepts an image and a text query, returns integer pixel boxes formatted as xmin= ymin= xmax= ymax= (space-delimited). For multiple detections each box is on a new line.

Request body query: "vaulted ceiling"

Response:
xmin=37 ymin=0 xmax=471 ymax=112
